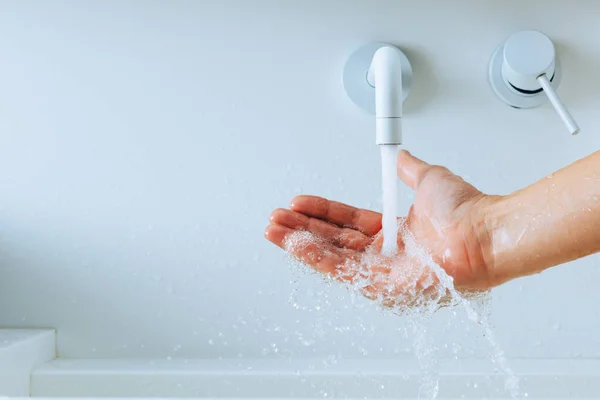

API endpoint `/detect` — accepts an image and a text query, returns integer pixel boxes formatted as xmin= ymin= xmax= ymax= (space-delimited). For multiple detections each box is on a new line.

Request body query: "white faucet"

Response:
xmin=367 ymin=46 xmax=404 ymax=145
xmin=342 ymin=42 xmax=413 ymax=145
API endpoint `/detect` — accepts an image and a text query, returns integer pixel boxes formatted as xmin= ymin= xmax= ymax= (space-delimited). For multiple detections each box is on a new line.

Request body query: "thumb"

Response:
xmin=397 ymin=150 xmax=431 ymax=190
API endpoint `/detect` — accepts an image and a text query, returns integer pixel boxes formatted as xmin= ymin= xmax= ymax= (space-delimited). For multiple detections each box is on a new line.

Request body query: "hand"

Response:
xmin=265 ymin=150 xmax=497 ymax=311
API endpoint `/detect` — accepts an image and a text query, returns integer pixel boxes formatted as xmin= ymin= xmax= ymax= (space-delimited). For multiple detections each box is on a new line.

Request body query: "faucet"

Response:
xmin=342 ymin=42 xmax=413 ymax=145
xmin=367 ymin=46 xmax=404 ymax=145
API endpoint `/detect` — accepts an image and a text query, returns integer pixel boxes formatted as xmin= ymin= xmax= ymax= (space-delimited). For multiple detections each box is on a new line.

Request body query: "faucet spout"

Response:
xmin=367 ymin=46 xmax=404 ymax=145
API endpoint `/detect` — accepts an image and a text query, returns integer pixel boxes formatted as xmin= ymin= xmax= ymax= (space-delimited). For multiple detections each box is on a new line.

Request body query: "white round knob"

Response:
xmin=502 ymin=30 xmax=555 ymax=93
xmin=489 ymin=30 xmax=563 ymax=110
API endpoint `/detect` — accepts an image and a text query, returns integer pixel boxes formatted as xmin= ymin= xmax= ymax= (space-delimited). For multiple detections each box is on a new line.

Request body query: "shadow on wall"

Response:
xmin=400 ymin=45 xmax=439 ymax=115
xmin=554 ymin=40 xmax=600 ymax=109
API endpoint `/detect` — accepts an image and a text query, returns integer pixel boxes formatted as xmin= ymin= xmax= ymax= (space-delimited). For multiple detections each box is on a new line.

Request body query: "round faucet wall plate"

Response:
xmin=489 ymin=42 xmax=562 ymax=109
xmin=343 ymin=42 xmax=412 ymax=115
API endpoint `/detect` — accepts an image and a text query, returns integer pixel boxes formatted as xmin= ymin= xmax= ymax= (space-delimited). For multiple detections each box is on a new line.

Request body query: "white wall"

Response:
xmin=0 ymin=0 xmax=599 ymax=360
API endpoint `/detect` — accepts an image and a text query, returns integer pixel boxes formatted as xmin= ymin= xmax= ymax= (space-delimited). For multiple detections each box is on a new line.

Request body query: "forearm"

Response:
xmin=485 ymin=151 xmax=600 ymax=285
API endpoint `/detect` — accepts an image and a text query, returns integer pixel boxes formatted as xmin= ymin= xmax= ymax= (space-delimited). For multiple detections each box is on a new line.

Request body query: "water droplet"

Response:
xmin=208 ymin=339 xmax=214 ymax=345
xmin=552 ymin=322 xmax=561 ymax=331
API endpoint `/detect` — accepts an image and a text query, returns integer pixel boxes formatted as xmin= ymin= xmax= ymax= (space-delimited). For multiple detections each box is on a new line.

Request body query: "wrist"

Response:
xmin=473 ymin=194 xmax=518 ymax=287
xmin=479 ymin=192 xmax=534 ymax=286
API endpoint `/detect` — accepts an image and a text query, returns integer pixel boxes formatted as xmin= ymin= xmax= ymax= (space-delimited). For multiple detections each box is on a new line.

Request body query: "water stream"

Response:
xmin=380 ymin=145 xmax=400 ymax=256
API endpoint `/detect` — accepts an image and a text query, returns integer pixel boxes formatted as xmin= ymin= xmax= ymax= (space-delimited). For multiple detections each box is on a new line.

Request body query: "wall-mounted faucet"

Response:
xmin=343 ymin=43 xmax=413 ymax=255
xmin=368 ymin=46 xmax=404 ymax=145
xmin=489 ymin=30 xmax=580 ymax=135
xmin=343 ymin=42 xmax=413 ymax=145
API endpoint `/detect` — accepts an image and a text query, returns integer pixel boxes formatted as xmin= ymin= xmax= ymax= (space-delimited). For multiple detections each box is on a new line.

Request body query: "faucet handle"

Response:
xmin=489 ymin=30 xmax=580 ymax=135
xmin=537 ymin=73 xmax=579 ymax=135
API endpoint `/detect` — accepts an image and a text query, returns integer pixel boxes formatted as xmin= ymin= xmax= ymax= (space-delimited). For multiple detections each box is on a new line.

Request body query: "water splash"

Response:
xmin=284 ymin=223 xmax=521 ymax=399
xmin=401 ymin=228 xmax=521 ymax=398
xmin=411 ymin=317 xmax=439 ymax=399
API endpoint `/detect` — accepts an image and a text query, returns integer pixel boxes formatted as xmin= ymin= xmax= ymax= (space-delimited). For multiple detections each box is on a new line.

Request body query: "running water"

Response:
xmin=380 ymin=145 xmax=399 ymax=256
xmin=284 ymin=224 xmax=522 ymax=399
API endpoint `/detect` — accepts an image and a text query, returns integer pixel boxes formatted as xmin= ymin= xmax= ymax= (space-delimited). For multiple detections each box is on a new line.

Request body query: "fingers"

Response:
xmin=290 ymin=195 xmax=382 ymax=236
xmin=264 ymin=223 xmax=294 ymax=248
xmin=287 ymin=236 xmax=347 ymax=275
xmin=264 ymin=222 xmax=352 ymax=276
xmin=270 ymin=208 xmax=372 ymax=250
xmin=397 ymin=150 xmax=432 ymax=190
xmin=265 ymin=221 xmax=447 ymax=312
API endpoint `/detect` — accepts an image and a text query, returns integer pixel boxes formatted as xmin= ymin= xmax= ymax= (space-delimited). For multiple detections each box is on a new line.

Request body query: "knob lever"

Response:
xmin=537 ymin=73 xmax=579 ymax=135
